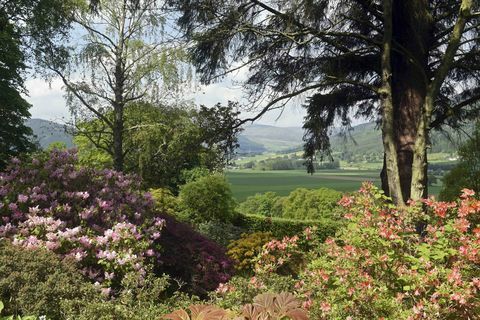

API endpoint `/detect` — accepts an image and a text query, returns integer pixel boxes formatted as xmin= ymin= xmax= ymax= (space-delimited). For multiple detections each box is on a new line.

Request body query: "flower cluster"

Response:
xmin=0 ymin=149 xmax=163 ymax=293
xmin=295 ymin=183 xmax=480 ymax=319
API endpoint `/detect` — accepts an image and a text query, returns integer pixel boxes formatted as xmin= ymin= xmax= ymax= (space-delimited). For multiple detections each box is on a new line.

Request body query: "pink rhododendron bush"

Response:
xmin=0 ymin=149 xmax=164 ymax=294
xmin=216 ymin=183 xmax=480 ymax=319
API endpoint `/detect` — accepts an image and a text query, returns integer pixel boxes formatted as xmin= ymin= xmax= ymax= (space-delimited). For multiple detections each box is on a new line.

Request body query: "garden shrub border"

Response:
xmin=233 ymin=213 xmax=340 ymax=241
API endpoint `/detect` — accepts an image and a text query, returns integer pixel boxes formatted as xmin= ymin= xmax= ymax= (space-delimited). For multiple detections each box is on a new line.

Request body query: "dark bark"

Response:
xmin=113 ymin=105 xmax=124 ymax=171
xmin=381 ymin=0 xmax=432 ymax=201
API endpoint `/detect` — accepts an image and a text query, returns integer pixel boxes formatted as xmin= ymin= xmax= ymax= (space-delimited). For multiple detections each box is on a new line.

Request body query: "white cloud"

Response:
xmin=24 ymin=74 xmax=307 ymax=127
xmin=23 ymin=78 xmax=71 ymax=122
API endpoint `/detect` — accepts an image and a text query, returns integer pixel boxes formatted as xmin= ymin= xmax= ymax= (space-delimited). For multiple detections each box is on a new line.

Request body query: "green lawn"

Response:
xmin=226 ymin=169 xmax=380 ymax=201
xmin=226 ymin=169 xmax=443 ymax=201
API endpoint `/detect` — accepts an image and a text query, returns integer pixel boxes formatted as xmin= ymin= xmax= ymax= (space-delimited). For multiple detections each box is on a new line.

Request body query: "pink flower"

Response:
xmin=338 ymin=195 xmax=354 ymax=207
xmin=45 ymin=241 xmax=60 ymax=250
xmin=320 ymin=301 xmax=331 ymax=313
xmin=17 ymin=194 xmax=28 ymax=203
xmin=460 ymin=188 xmax=475 ymax=199
xmin=302 ymin=298 xmax=313 ymax=310
xmin=454 ymin=218 xmax=470 ymax=233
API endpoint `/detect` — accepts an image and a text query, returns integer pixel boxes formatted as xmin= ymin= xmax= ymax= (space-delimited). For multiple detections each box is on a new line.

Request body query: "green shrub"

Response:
xmin=233 ymin=214 xmax=339 ymax=241
xmin=439 ymin=122 xmax=480 ymax=201
xmin=61 ymin=274 xmax=199 ymax=320
xmin=179 ymin=174 xmax=236 ymax=223
xmin=150 ymin=188 xmax=179 ymax=216
xmin=281 ymin=187 xmax=342 ymax=220
xmin=237 ymin=192 xmax=283 ymax=217
xmin=197 ymin=221 xmax=244 ymax=247
xmin=0 ymin=240 xmax=96 ymax=319
xmin=227 ymin=232 xmax=274 ymax=273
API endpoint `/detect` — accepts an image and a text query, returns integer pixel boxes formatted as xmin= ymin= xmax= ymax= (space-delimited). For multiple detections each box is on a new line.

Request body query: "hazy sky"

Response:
xmin=25 ymin=75 xmax=307 ymax=128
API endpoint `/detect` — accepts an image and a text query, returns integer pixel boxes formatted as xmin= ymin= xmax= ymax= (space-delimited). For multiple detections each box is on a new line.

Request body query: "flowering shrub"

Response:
xmin=295 ymin=183 xmax=480 ymax=319
xmin=0 ymin=149 xmax=163 ymax=293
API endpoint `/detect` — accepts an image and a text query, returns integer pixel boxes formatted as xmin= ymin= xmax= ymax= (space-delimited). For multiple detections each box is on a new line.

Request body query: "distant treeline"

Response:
xmin=241 ymin=155 xmax=340 ymax=171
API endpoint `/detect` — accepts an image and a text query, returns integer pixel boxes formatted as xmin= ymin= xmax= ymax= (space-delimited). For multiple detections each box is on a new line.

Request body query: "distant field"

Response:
xmin=226 ymin=169 xmax=442 ymax=201
xmin=226 ymin=169 xmax=380 ymax=201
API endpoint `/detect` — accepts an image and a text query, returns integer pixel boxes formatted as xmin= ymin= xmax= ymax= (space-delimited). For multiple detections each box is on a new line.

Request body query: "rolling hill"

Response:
xmin=26 ymin=118 xmax=467 ymax=159
xmin=26 ymin=119 xmax=73 ymax=149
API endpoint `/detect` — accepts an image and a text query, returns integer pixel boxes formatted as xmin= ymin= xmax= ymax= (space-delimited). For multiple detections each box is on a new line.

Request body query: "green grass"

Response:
xmin=226 ymin=169 xmax=443 ymax=202
xmin=226 ymin=169 xmax=380 ymax=201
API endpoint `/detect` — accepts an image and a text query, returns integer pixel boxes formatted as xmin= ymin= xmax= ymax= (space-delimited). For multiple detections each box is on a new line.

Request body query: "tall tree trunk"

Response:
xmin=382 ymin=0 xmax=431 ymax=203
xmin=380 ymin=0 xmax=405 ymax=206
xmin=113 ymin=104 xmax=124 ymax=171
xmin=410 ymin=0 xmax=473 ymax=201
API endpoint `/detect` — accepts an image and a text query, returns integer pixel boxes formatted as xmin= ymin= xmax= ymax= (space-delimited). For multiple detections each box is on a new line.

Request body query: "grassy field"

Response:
xmin=226 ymin=169 xmax=443 ymax=201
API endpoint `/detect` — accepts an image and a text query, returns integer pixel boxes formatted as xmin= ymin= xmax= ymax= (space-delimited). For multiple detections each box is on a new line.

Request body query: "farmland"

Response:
xmin=226 ymin=169 xmax=443 ymax=201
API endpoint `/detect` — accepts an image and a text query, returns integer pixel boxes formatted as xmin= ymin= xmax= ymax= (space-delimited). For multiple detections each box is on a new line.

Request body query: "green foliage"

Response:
xmin=237 ymin=187 xmax=342 ymax=221
xmin=0 ymin=240 xmax=95 ymax=319
xmin=440 ymin=123 xmax=480 ymax=201
xmin=197 ymin=221 xmax=244 ymax=247
xmin=281 ymin=188 xmax=342 ymax=220
xmin=150 ymin=188 xmax=179 ymax=216
xmin=75 ymin=102 xmax=241 ymax=190
xmin=227 ymin=232 xmax=274 ymax=273
xmin=74 ymin=132 xmax=113 ymax=169
xmin=0 ymin=301 xmax=36 ymax=320
xmin=0 ymin=10 xmax=35 ymax=170
xmin=233 ymin=214 xmax=339 ymax=241
xmin=179 ymin=174 xmax=236 ymax=223
xmin=61 ymin=273 xmax=199 ymax=320
xmin=237 ymin=192 xmax=284 ymax=217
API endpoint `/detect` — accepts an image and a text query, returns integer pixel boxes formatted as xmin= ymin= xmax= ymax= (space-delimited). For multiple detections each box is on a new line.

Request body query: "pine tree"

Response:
xmin=169 ymin=0 xmax=480 ymax=204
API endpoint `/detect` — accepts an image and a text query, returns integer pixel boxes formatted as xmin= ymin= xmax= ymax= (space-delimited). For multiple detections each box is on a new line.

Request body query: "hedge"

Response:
xmin=233 ymin=213 xmax=340 ymax=241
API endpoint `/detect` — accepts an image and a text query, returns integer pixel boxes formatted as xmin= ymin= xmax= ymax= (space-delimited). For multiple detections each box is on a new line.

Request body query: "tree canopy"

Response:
xmin=0 ymin=0 xmax=76 ymax=169
xmin=46 ymin=0 xmax=189 ymax=171
xmin=74 ymin=101 xmax=242 ymax=190
xmin=169 ymin=0 xmax=480 ymax=204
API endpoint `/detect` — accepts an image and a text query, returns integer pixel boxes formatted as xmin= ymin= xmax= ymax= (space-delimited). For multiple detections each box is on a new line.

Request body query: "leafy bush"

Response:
xmin=227 ymin=232 xmax=274 ymax=273
xmin=163 ymin=292 xmax=308 ymax=320
xmin=237 ymin=192 xmax=283 ymax=217
xmin=150 ymin=188 xmax=180 ymax=216
xmin=179 ymin=174 xmax=236 ymax=223
xmin=294 ymin=183 xmax=480 ymax=319
xmin=61 ymin=273 xmax=199 ymax=320
xmin=197 ymin=221 xmax=244 ymax=247
xmin=440 ymin=122 xmax=480 ymax=201
xmin=0 ymin=240 xmax=96 ymax=319
xmin=156 ymin=213 xmax=235 ymax=297
xmin=233 ymin=214 xmax=339 ymax=241
xmin=281 ymin=188 xmax=341 ymax=220
xmin=0 ymin=149 xmax=163 ymax=292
